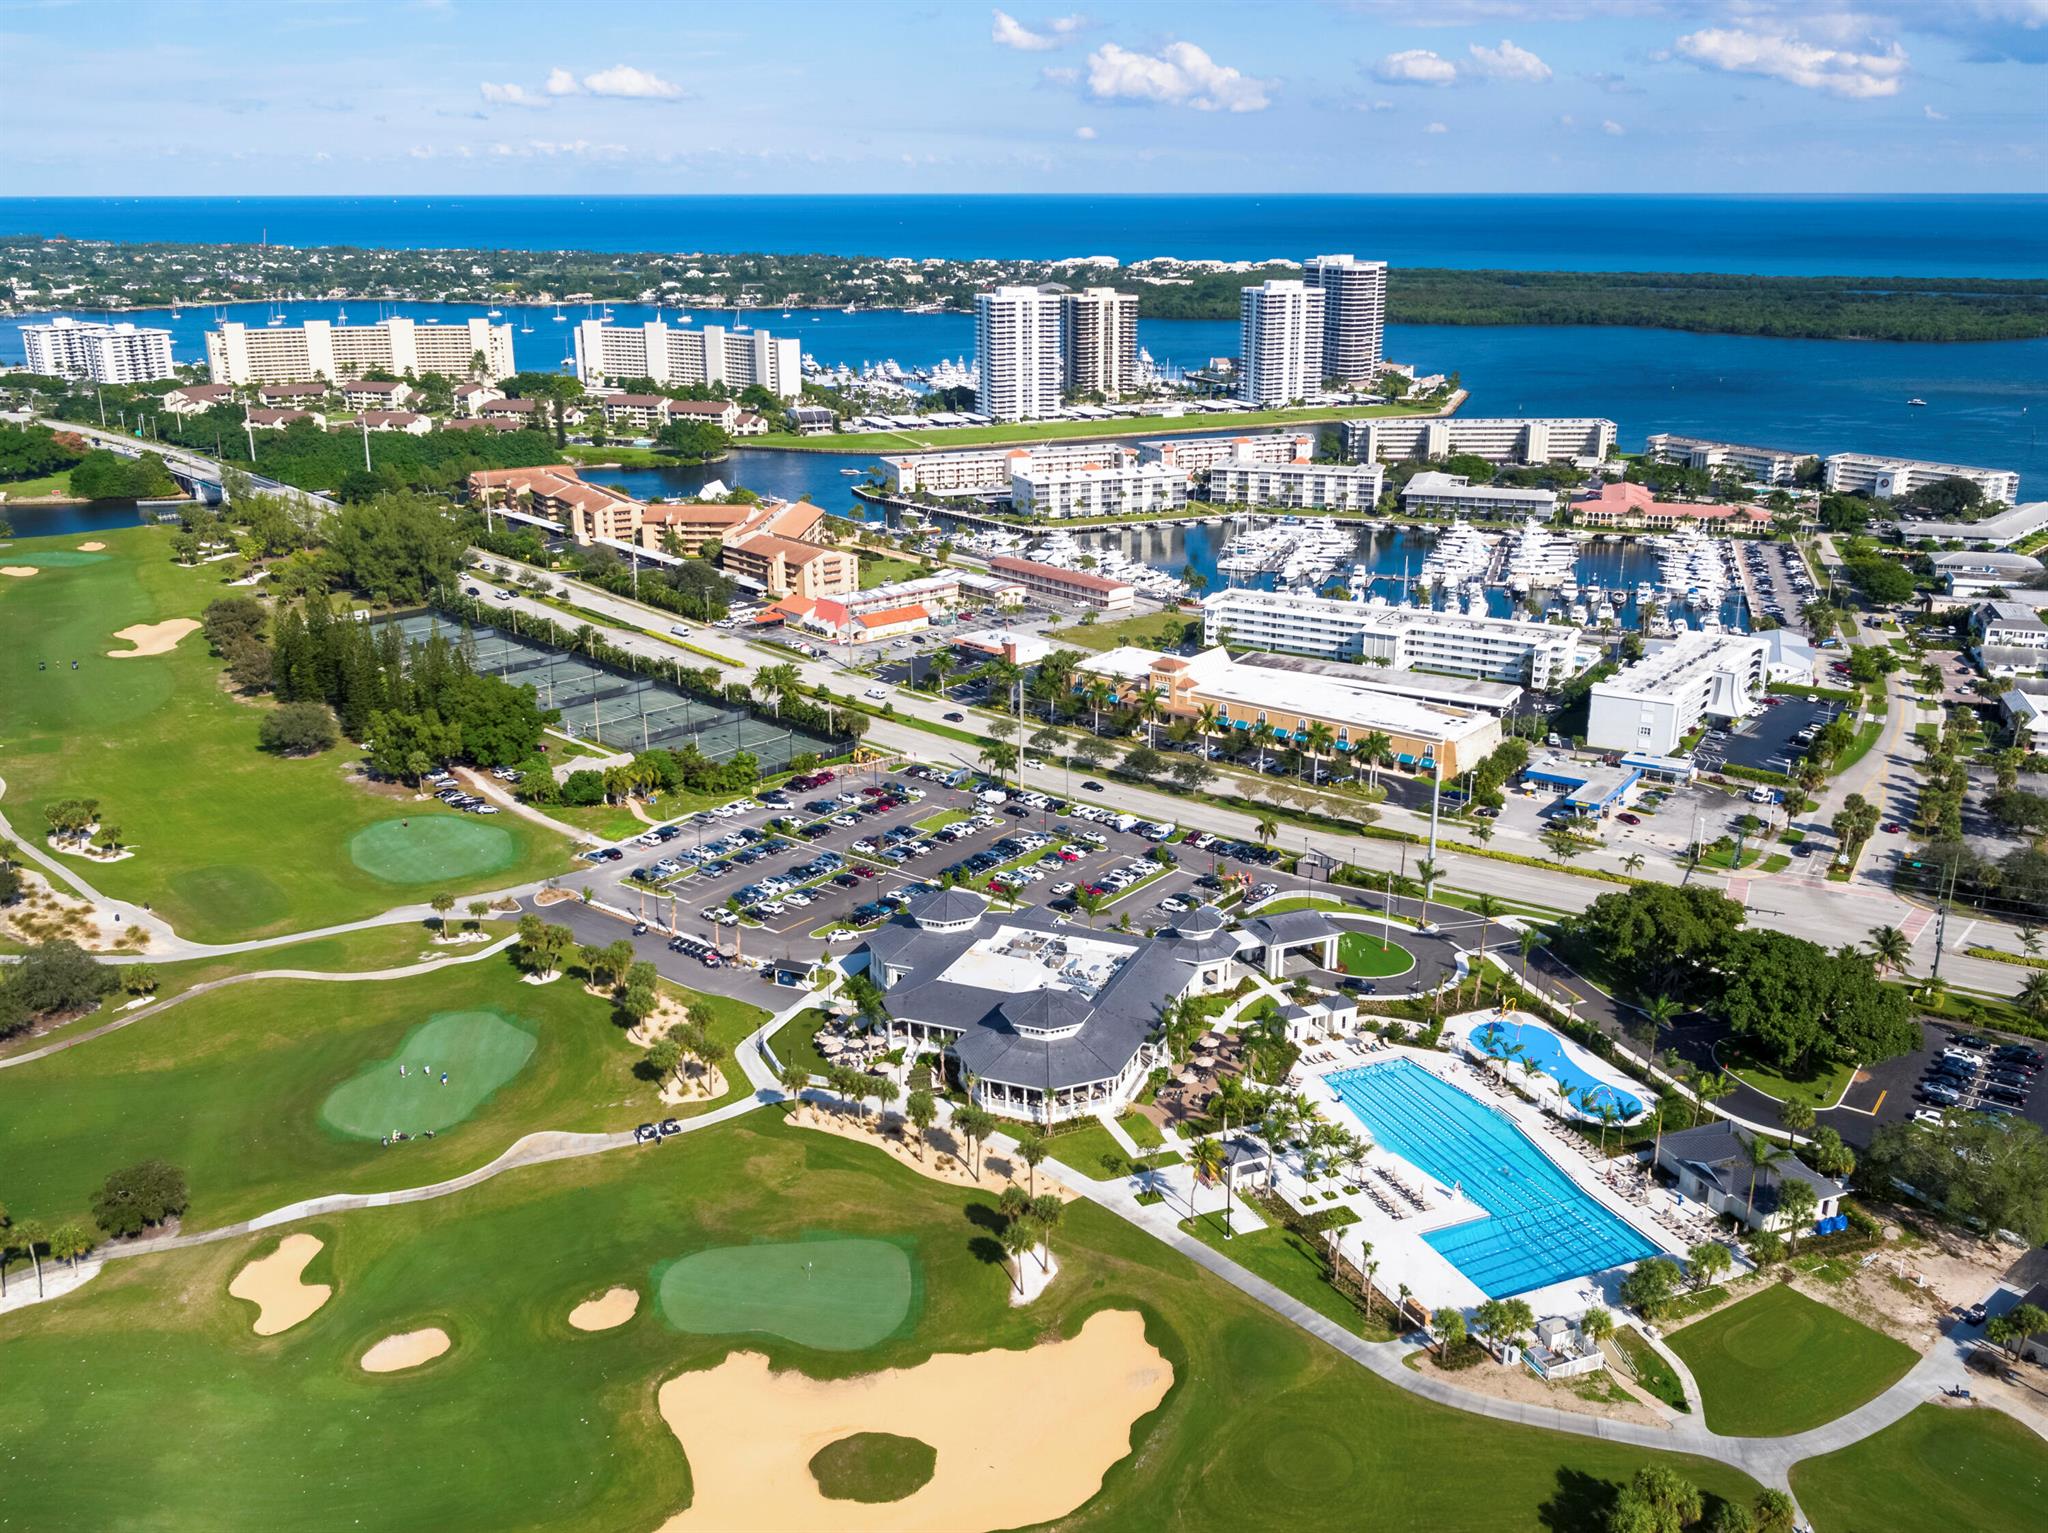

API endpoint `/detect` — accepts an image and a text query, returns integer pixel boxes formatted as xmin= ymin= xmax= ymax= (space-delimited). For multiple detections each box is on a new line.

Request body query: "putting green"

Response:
xmin=319 ymin=1009 xmax=537 ymax=1141
xmin=348 ymin=814 xmax=518 ymax=885
xmin=1337 ymin=930 xmax=1417 ymax=979
xmin=653 ymin=1237 xmax=919 ymax=1352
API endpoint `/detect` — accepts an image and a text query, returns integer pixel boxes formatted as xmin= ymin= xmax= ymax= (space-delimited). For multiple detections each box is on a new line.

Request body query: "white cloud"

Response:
xmin=581 ymin=65 xmax=682 ymax=99
xmin=1674 ymin=27 xmax=1908 ymax=99
xmin=1042 ymin=64 xmax=1079 ymax=84
xmin=1085 ymin=41 xmax=1271 ymax=112
xmin=1376 ymin=48 xmax=1458 ymax=86
xmin=1425 ymin=120 xmax=1449 ymax=133
xmin=1074 ymin=124 xmax=1096 ymax=139
xmin=544 ymin=67 xmax=581 ymax=97
xmin=991 ymin=9 xmax=1082 ymax=52
xmin=480 ymin=81 xmax=550 ymax=109
xmin=1467 ymin=40 xmax=1552 ymax=82
xmin=1924 ymin=103 xmax=1948 ymax=120
xmin=1601 ymin=118 xmax=1626 ymax=135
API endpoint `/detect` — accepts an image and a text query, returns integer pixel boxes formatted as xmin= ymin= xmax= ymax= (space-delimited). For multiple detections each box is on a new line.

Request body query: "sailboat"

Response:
xmin=552 ymin=303 xmax=567 ymax=323
xmin=519 ymin=312 xmax=533 ymax=334
xmin=486 ymin=305 xmax=503 ymax=318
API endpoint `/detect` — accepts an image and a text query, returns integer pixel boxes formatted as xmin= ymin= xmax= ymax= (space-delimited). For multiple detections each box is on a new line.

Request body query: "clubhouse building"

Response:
xmin=859 ymin=890 xmax=1252 ymax=1123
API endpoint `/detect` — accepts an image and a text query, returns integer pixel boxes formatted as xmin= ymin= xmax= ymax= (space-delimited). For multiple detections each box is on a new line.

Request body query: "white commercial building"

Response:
xmin=975 ymin=285 xmax=1064 ymax=422
xmin=1238 ymin=279 xmax=1324 ymax=407
xmin=884 ymin=439 xmax=1141 ymax=498
xmin=571 ymin=320 xmax=802 ymax=399
xmin=1400 ymin=471 xmax=1557 ymax=520
xmin=1207 ymin=458 xmax=1383 ymax=512
xmin=1201 ymin=587 xmax=1595 ymax=691
xmin=1060 ymin=287 xmax=1139 ymax=398
xmin=1010 ymin=459 xmax=1191 ymax=520
xmin=1929 ymin=551 xmax=2045 ymax=598
xmin=1896 ymin=500 xmax=2048 ymax=551
xmin=21 ymin=318 xmax=176 ymax=383
xmin=1302 ymin=254 xmax=1387 ymax=386
xmin=1825 ymin=452 xmax=2020 ymax=506
xmin=1644 ymin=434 xmax=1810 ymax=486
xmin=1345 ymin=416 xmax=1616 ymax=467
xmin=1585 ymin=633 xmax=1772 ymax=755
xmin=206 ymin=317 xmax=515 ymax=386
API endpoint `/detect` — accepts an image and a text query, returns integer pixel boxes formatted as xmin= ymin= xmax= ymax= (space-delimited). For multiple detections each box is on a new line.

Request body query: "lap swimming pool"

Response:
xmin=1327 ymin=1059 xmax=1660 ymax=1299
xmin=1471 ymin=1015 xmax=1645 ymax=1121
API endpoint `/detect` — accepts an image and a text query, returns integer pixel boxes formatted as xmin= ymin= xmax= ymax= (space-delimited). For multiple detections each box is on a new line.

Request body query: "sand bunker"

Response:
xmin=77 ymin=541 xmax=107 ymax=552
xmin=360 ymin=1327 xmax=451 ymax=1373
xmin=107 ymin=618 xmax=201 ymax=658
xmin=228 ymin=1234 xmax=332 ymax=1335
xmin=655 ymin=1308 xmax=1170 ymax=1532
xmin=569 ymin=1286 xmax=640 ymax=1332
xmin=1 ymin=566 xmax=36 ymax=578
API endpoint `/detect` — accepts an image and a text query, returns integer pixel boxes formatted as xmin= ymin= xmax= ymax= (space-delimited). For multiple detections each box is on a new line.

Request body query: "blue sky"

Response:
xmin=3 ymin=0 xmax=2045 ymax=194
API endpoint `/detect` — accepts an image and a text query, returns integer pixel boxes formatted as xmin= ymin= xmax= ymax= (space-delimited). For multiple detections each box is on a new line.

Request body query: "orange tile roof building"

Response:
xmin=988 ymin=554 xmax=1137 ymax=612
xmin=1569 ymin=480 xmax=1772 ymax=532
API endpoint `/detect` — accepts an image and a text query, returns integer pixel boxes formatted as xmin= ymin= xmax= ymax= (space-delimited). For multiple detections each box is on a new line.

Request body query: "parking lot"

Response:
xmin=1736 ymin=538 xmax=1818 ymax=630
xmin=1839 ymin=1019 xmax=2048 ymax=1145
xmin=1706 ymin=696 xmax=1840 ymax=776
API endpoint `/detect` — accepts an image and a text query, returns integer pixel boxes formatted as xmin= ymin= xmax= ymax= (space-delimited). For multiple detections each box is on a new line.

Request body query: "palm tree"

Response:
xmin=1136 ymin=687 xmax=1164 ymax=747
xmin=925 ymin=650 xmax=957 ymax=694
xmin=1030 ymin=1194 xmax=1063 ymax=1271
xmin=1641 ymin=992 xmax=1681 ymax=1048
xmin=1194 ymin=702 xmax=1224 ymax=762
xmin=1468 ymin=894 xmax=1503 ymax=1003
xmin=15 ymin=1218 xmax=45 ymax=1297
xmin=1744 ymin=1135 xmax=1788 ymax=1222
xmin=1259 ymin=1096 xmax=1297 ymax=1191
xmin=1254 ymin=815 xmax=1278 ymax=850
xmin=1620 ymin=851 xmax=1646 ymax=877
xmin=778 ymin=1060 xmax=809 ymax=1118
xmin=1302 ymin=720 xmax=1336 ymax=786
xmin=999 ymin=1219 xmax=1032 ymax=1295
xmin=906 ymin=1088 xmax=937 ymax=1159
xmin=1415 ymin=856 xmax=1441 ymax=929
xmin=1358 ymin=730 xmax=1394 ymax=791
xmin=954 ymin=1103 xmax=995 ymax=1179
xmin=1518 ymin=926 xmax=1540 ymax=984
xmin=1015 ymin=1129 xmax=1048 ymax=1193
xmin=1190 ymin=1135 xmax=1233 ymax=1237
xmin=1867 ymin=924 xmax=1910 ymax=976
xmin=1084 ymin=675 xmax=1114 ymax=734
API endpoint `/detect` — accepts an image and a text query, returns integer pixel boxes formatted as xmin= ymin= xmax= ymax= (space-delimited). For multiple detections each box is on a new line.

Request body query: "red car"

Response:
xmin=1883 ymin=822 xmax=1904 ymax=833
xmin=1615 ymin=812 xmax=1641 ymax=826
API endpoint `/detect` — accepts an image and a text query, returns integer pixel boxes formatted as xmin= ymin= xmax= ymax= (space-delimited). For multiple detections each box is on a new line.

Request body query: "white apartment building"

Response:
xmin=1400 ymin=471 xmax=1558 ymax=520
xmin=1010 ymin=459 xmax=1191 ymax=519
xmin=1302 ymin=254 xmax=1387 ymax=386
xmin=883 ymin=439 xmax=1142 ymax=497
xmin=1974 ymin=600 xmax=2048 ymax=651
xmin=1345 ymin=416 xmax=1617 ymax=467
xmin=570 ymin=320 xmax=801 ymax=400
xmin=1206 ymin=458 xmax=1384 ymax=512
xmin=1139 ymin=433 xmax=1314 ymax=474
xmin=1201 ymin=588 xmax=1595 ymax=691
xmin=1645 ymin=433 xmax=1809 ymax=486
xmin=1060 ymin=287 xmax=1139 ymax=398
xmin=1238 ymin=280 xmax=1324 ymax=407
xmin=1896 ymin=500 xmax=2048 ymax=551
xmin=207 ymin=317 xmax=514 ymax=386
xmin=975 ymin=286 xmax=1064 ymax=422
xmin=1824 ymin=452 xmax=2020 ymax=507
xmin=1585 ymin=633 xmax=1772 ymax=755
xmin=21 ymin=318 xmax=175 ymax=383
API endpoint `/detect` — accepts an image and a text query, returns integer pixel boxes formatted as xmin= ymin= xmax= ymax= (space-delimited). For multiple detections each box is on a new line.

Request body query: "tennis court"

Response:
xmin=348 ymin=814 xmax=518 ymax=884
xmin=382 ymin=614 xmax=831 ymax=773
xmin=319 ymin=1008 xmax=538 ymax=1141
xmin=653 ymin=1236 xmax=919 ymax=1352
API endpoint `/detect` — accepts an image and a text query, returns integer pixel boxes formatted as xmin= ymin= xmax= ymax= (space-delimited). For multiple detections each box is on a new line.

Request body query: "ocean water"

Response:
xmin=4 ymin=194 xmax=2045 ymax=275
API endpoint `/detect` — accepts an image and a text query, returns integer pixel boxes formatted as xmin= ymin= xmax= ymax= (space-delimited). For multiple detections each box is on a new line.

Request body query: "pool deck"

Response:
xmin=1451 ymin=1008 xmax=1650 ymax=1127
xmin=1281 ymin=1034 xmax=1691 ymax=1321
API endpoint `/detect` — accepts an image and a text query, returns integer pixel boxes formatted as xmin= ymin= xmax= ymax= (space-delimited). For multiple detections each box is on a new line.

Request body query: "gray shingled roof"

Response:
xmin=1659 ymin=1122 xmax=1845 ymax=1212
xmin=1238 ymin=909 xmax=1344 ymax=948
xmin=906 ymin=887 xmax=989 ymax=926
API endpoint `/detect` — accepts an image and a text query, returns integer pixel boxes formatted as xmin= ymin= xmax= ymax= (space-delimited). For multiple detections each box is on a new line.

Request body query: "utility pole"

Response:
xmin=361 ymin=416 xmax=372 ymax=472
xmin=1929 ymin=859 xmax=1959 ymax=981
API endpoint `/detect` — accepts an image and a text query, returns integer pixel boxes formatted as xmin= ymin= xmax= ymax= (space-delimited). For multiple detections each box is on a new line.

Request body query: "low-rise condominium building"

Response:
xmin=1585 ymin=632 xmax=1771 ymax=755
xmin=1569 ymin=480 xmax=1772 ymax=531
xmin=1345 ymin=416 xmax=1616 ymax=467
xmin=1200 ymin=586 xmax=1595 ymax=691
xmin=1010 ymin=458 xmax=1190 ymax=519
xmin=1643 ymin=434 xmax=1811 ymax=486
xmin=1824 ymin=452 xmax=2019 ymax=506
xmin=1208 ymin=458 xmax=1384 ymax=512
xmin=1400 ymin=471 xmax=1557 ymax=520
xmin=987 ymin=554 xmax=1136 ymax=612
xmin=1896 ymin=500 xmax=2048 ymax=550
xmin=207 ymin=317 xmax=515 ymax=386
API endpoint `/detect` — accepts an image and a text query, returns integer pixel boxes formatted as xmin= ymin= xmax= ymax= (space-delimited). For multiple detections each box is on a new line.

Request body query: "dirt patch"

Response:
xmin=107 ymin=618 xmax=201 ymax=658
xmin=655 ymin=1308 xmax=1170 ymax=1532
xmin=0 ymin=867 xmax=150 ymax=955
xmin=789 ymin=1102 xmax=1072 ymax=1202
xmin=360 ymin=1327 xmax=451 ymax=1373
xmin=533 ymin=888 xmax=579 ymax=906
xmin=569 ymin=1286 xmax=640 ymax=1332
xmin=228 ymin=1234 xmax=331 ymax=1335
xmin=1416 ymin=1344 xmax=1669 ymax=1429
xmin=1 ymin=566 xmax=37 ymax=578
xmin=77 ymin=541 xmax=107 ymax=552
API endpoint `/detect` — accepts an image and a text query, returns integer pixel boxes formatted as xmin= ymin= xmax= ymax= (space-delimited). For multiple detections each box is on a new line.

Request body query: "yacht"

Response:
xmin=486 ymin=307 xmax=503 ymax=318
xmin=1418 ymin=521 xmax=1492 ymax=589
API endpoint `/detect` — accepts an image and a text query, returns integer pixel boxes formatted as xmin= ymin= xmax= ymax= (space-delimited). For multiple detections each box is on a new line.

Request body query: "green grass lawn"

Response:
xmin=0 ymin=954 xmax=647 ymax=1233
xmin=1336 ymin=930 xmax=1417 ymax=979
xmin=858 ymin=554 xmax=927 ymax=589
xmin=0 ymin=527 xmax=568 ymax=941
xmin=914 ymin=807 xmax=967 ymax=833
xmin=1665 ymin=1282 xmax=1919 ymax=1436
xmin=1119 ymin=1110 xmax=1164 ymax=1149
xmin=808 ymin=1432 xmax=936 ymax=1503
xmin=653 ymin=1235 xmax=917 ymax=1350
xmin=747 ymin=399 xmax=1432 ymax=453
xmin=1051 ymin=610 xmax=1200 ymax=654
xmin=1614 ymin=1326 xmax=1690 ymax=1412
xmin=1180 ymin=1209 xmax=1396 ymax=1343
xmin=0 ymin=466 xmax=77 ymax=499
xmin=1792 ymin=1403 xmax=2048 ymax=1533
xmin=1718 ymin=1043 xmax=1859 ymax=1111
xmin=1044 ymin=1116 xmax=1135 ymax=1179
xmin=0 ymin=1112 xmax=1764 ymax=1532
